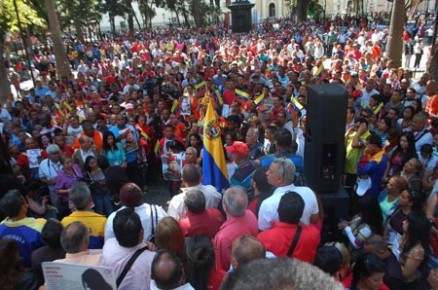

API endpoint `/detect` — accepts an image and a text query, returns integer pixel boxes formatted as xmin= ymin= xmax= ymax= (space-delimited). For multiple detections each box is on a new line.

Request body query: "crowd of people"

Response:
xmin=0 ymin=15 xmax=438 ymax=289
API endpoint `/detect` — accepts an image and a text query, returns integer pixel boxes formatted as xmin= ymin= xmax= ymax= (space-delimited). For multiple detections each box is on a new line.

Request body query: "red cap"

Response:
xmin=226 ymin=141 xmax=249 ymax=158
xmin=167 ymin=155 xmax=177 ymax=163
xmin=352 ymin=90 xmax=363 ymax=99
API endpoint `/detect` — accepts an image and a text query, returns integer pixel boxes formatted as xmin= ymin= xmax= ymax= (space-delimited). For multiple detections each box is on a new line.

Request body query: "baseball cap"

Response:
xmin=124 ymin=103 xmax=134 ymax=111
xmin=226 ymin=141 xmax=249 ymax=158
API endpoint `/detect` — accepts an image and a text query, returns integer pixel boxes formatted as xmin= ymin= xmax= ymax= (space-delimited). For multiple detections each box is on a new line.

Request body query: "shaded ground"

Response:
xmin=143 ymin=184 xmax=171 ymax=210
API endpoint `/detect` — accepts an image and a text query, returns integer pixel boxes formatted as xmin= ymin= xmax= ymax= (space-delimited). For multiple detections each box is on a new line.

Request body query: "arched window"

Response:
xmin=269 ymin=3 xmax=276 ymax=18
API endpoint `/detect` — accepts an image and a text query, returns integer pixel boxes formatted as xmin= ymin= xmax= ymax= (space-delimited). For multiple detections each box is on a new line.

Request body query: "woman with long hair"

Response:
xmin=397 ymin=106 xmax=415 ymax=132
xmin=0 ymin=239 xmax=39 ymax=290
xmin=84 ymin=156 xmax=113 ymax=216
xmin=348 ymin=253 xmax=386 ymax=290
xmin=383 ymin=132 xmax=417 ymax=180
xmin=386 ymin=187 xmax=426 ymax=256
xmin=185 ymin=235 xmax=225 ymax=290
xmin=101 ymin=131 xmax=127 ymax=169
xmin=399 ymin=212 xmax=431 ymax=289
xmin=247 ymin=167 xmax=274 ymax=217
xmin=155 ymin=216 xmax=185 ymax=258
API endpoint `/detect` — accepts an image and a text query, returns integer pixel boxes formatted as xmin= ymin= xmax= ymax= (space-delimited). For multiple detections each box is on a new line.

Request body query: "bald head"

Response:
xmin=60 ymin=221 xmax=89 ymax=254
xmin=151 ymin=250 xmax=182 ymax=289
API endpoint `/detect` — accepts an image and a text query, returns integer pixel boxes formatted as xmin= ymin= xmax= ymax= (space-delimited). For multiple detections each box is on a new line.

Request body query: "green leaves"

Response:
xmin=0 ymin=0 xmax=44 ymax=36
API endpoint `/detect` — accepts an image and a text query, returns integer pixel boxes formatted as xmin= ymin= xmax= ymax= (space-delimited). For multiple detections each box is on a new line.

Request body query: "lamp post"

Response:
xmin=12 ymin=0 xmax=36 ymax=88
xmin=432 ymin=0 xmax=438 ymax=49
xmin=426 ymin=0 xmax=430 ymax=23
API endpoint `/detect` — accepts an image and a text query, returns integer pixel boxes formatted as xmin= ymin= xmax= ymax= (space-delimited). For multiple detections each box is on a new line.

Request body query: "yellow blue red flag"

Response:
xmin=235 ymin=89 xmax=249 ymax=104
xmin=202 ymin=96 xmax=229 ymax=191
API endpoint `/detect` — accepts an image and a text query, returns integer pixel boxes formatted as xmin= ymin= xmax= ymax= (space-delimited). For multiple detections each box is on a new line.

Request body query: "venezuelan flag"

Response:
xmin=154 ymin=141 xmax=160 ymax=155
xmin=235 ymin=89 xmax=249 ymax=104
xmin=202 ymin=96 xmax=229 ymax=192
xmin=253 ymin=92 xmax=265 ymax=106
xmin=171 ymin=99 xmax=181 ymax=116
xmin=290 ymin=95 xmax=304 ymax=112
xmin=195 ymin=81 xmax=206 ymax=97
xmin=212 ymin=89 xmax=224 ymax=107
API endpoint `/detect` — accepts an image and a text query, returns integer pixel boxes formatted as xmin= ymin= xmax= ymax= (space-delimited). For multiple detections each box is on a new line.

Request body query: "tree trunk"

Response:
xmin=109 ymin=13 xmax=116 ymax=36
xmin=74 ymin=19 xmax=85 ymax=42
xmin=0 ymin=41 xmax=12 ymax=104
xmin=129 ymin=2 xmax=142 ymax=31
xmin=385 ymin=0 xmax=404 ymax=68
xmin=45 ymin=0 xmax=72 ymax=79
xmin=429 ymin=46 xmax=438 ymax=84
xmin=192 ymin=0 xmax=202 ymax=27
xmin=182 ymin=6 xmax=189 ymax=27
xmin=174 ymin=10 xmax=181 ymax=27
xmin=128 ymin=14 xmax=134 ymax=34
xmin=297 ymin=0 xmax=310 ymax=22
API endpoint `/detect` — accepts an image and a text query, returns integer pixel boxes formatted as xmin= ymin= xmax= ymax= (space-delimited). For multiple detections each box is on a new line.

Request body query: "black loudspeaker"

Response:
xmin=320 ymin=187 xmax=350 ymax=243
xmin=304 ymin=84 xmax=348 ymax=193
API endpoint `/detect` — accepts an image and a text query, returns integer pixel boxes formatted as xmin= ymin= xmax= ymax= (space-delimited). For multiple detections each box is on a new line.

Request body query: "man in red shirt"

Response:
xmin=178 ymin=189 xmax=224 ymax=239
xmin=223 ymin=79 xmax=237 ymax=105
xmin=213 ymin=187 xmax=258 ymax=272
xmin=258 ymin=191 xmax=320 ymax=263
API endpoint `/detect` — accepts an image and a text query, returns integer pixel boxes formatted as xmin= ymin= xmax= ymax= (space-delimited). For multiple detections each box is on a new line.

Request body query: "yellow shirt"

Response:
xmin=345 ymin=131 xmax=370 ymax=174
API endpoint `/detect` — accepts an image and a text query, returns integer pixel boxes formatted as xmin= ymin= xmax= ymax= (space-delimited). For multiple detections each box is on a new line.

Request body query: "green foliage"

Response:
xmin=0 ymin=0 xmax=44 ymax=36
xmin=57 ymin=0 xmax=103 ymax=29
xmin=101 ymin=0 xmax=128 ymax=17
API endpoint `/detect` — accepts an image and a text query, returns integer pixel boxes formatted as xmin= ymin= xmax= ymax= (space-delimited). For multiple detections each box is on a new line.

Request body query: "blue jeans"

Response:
xmin=92 ymin=192 xmax=113 ymax=216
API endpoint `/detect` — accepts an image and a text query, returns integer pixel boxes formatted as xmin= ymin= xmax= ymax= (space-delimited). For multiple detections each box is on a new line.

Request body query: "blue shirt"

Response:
xmin=357 ymin=150 xmax=388 ymax=198
xmin=102 ymin=143 xmax=127 ymax=166
xmin=260 ymin=152 xmax=304 ymax=173
xmin=34 ymin=86 xmax=49 ymax=98
xmin=0 ymin=217 xmax=46 ymax=267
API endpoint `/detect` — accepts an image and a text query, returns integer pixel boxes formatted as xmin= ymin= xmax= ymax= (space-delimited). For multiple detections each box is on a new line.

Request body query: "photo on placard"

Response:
xmin=162 ymin=153 xmax=182 ymax=181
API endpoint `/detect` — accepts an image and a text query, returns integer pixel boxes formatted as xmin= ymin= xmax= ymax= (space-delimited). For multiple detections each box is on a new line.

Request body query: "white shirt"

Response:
xmin=258 ymin=184 xmax=319 ymax=230
xmin=167 ymin=184 xmax=222 ymax=220
xmin=80 ymin=149 xmax=96 ymax=163
xmin=418 ymin=153 xmax=438 ymax=175
xmin=39 ymin=158 xmax=63 ymax=193
xmin=411 ymin=81 xmax=426 ymax=99
xmin=358 ymin=88 xmax=380 ymax=108
xmin=150 ymin=281 xmax=195 ymax=290
xmin=414 ymin=129 xmax=433 ymax=152
xmin=0 ymin=108 xmax=12 ymax=121
xmin=105 ymin=204 xmax=167 ymax=242
xmin=67 ymin=125 xmax=83 ymax=138
xmin=123 ymin=84 xmax=141 ymax=94
xmin=102 ymin=238 xmax=155 ymax=290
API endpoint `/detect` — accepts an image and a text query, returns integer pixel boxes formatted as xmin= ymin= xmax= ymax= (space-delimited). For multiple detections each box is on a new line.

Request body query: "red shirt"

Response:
xmin=208 ymin=269 xmax=226 ymax=290
xmin=342 ymin=273 xmax=390 ymax=290
xmin=61 ymin=145 xmax=74 ymax=158
xmin=178 ymin=209 xmax=225 ymax=239
xmin=213 ymin=210 xmax=258 ymax=271
xmin=257 ymin=222 xmax=320 ymax=263
xmin=223 ymin=89 xmax=236 ymax=105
